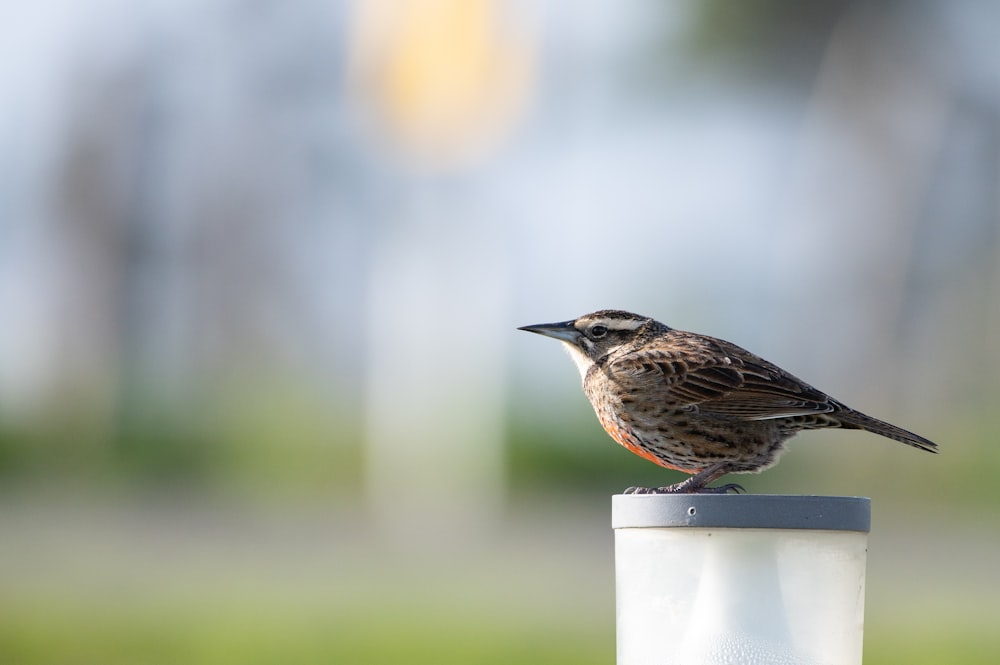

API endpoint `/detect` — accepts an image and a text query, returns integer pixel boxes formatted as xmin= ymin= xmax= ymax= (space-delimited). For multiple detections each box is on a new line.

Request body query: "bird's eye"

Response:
xmin=590 ymin=325 xmax=608 ymax=338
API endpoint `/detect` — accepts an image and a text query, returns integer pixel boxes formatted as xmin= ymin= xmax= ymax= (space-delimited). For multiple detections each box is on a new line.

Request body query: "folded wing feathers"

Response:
xmin=611 ymin=342 xmax=838 ymax=421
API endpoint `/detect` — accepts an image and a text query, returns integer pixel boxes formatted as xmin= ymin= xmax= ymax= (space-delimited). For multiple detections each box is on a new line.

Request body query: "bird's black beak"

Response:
xmin=517 ymin=320 xmax=582 ymax=343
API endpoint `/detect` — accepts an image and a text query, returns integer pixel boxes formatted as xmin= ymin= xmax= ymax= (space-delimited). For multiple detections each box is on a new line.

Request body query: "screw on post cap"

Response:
xmin=612 ymin=494 xmax=870 ymax=532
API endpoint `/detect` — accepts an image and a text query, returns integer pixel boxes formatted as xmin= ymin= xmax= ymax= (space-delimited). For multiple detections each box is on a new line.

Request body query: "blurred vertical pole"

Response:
xmin=349 ymin=0 xmax=535 ymax=539
xmin=780 ymin=2 xmax=950 ymax=405
xmin=365 ymin=208 xmax=509 ymax=537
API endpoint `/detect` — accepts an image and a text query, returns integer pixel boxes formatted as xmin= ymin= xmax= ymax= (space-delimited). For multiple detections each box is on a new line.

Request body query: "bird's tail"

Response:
xmin=838 ymin=410 xmax=938 ymax=453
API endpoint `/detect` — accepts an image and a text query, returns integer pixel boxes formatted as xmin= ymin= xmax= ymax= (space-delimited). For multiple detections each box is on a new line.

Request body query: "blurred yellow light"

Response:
xmin=349 ymin=0 xmax=534 ymax=170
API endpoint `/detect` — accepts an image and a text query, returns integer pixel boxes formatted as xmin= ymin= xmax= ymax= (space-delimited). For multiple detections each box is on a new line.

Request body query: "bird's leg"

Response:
xmin=624 ymin=463 xmax=744 ymax=495
xmin=661 ymin=463 xmax=743 ymax=494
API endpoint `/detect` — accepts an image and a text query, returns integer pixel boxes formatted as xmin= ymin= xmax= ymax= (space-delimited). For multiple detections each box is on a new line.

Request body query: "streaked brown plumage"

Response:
xmin=519 ymin=309 xmax=937 ymax=494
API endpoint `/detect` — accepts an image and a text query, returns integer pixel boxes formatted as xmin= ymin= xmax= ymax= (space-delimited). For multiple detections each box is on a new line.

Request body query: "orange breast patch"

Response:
xmin=597 ymin=412 xmax=695 ymax=474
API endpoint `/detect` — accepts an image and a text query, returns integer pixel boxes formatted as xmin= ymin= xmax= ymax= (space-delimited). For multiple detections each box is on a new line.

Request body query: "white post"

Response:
xmin=614 ymin=494 xmax=870 ymax=665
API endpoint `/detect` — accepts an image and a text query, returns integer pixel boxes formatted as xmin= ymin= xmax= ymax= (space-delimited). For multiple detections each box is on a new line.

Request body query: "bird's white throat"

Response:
xmin=561 ymin=341 xmax=594 ymax=383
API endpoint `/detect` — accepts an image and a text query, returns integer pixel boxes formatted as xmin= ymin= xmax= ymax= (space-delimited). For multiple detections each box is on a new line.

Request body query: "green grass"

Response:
xmin=0 ymin=599 xmax=614 ymax=665
xmin=1 ymin=597 xmax=997 ymax=664
xmin=866 ymin=618 xmax=1000 ymax=664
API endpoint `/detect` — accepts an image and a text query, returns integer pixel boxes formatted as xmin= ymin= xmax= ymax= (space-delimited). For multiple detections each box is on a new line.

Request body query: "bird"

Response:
xmin=518 ymin=309 xmax=937 ymax=494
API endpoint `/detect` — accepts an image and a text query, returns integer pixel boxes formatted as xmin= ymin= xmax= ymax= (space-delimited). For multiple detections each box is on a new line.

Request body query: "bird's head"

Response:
xmin=518 ymin=310 xmax=668 ymax=379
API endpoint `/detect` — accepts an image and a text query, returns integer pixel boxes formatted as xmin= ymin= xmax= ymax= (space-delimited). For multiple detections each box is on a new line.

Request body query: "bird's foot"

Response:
xmin=623 ymin=483 xmax=744 ymax=495
xmin=686 ymin=483 xmax=745 ymax=495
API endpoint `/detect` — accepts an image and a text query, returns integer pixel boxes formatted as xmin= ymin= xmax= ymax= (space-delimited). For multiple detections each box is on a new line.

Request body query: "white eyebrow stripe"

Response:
xmin=599 ymin=318 xmax=644 ymax=331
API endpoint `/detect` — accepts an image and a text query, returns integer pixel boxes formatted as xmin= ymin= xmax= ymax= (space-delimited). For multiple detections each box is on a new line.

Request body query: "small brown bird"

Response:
xmin=519 ymin=309 xmax=937 ymax=494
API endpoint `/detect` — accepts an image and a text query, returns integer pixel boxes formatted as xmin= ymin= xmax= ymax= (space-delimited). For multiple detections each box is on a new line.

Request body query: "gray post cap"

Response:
xmin=613 ymin=494 xmax=870 ymax=532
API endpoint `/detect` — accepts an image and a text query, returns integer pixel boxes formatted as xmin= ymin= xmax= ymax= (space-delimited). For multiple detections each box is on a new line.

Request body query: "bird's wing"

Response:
xmin=606 ymin=334 xmax=837 ymax=421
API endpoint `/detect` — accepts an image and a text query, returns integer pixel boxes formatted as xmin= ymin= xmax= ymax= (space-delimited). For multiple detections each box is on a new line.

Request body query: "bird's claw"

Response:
xmin=622 ymin=483 xmax=744 ymax=495
xmin=695 ymin=483 xmax=745 ymax=495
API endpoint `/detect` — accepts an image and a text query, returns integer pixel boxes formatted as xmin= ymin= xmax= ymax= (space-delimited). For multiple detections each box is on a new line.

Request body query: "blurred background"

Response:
xmin=1 ymin=0 xmax=999 ymax=662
